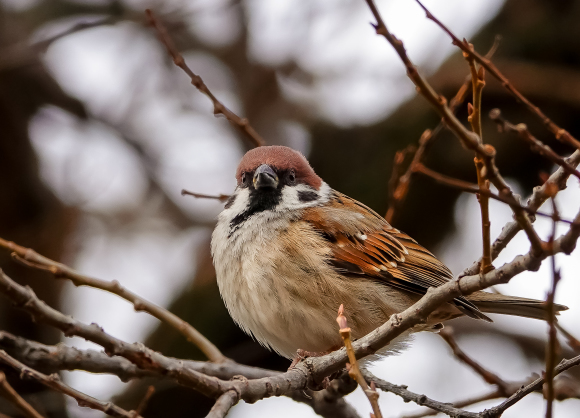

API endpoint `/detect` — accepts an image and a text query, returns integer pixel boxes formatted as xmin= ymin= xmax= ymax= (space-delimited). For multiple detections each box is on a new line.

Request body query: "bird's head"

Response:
xmin=225 ymin=146 xmax=328 ymax=228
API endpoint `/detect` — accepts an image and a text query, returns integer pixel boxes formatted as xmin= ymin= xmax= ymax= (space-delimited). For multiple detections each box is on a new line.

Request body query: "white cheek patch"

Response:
xmin=219 ymin=187 xmax=250 ymax=224
xmin=277 ymin=182 xmax=331 ymax=211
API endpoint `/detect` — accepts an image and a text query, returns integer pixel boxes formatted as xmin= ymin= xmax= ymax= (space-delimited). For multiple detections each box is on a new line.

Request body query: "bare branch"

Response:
xmin=206 ymin=390 xmax=239 ymax=418
xmin=489 ymin=109 xmax=580 ymax=181
xmin=0 ymin=237 xmax=226 ymax=363
xmin=465 ymin=51 xmax=493 ymax=274
xmin=557 ymin=324 xmax=580 ymax=352
xmin=0 ymin=351 xmax=140 ymax=418
xmin=401 ymin=391 xmax=503 ymax=418
xmin=181 ymin=189 xmax=231 ymax=202
xmin=361 ymin=369 xmax=479 ymax=418
xmin=0 ymin=371 xmax=44 ymax=418
xmin=0 ymin=331 xmax=277 ymax=381
xmin=337 ymin=305 xmax=383 ymax=418
xmin=414 ymin=0 xmax=580 ymax=151
xmin=439 ymin=327 xmax=511 ymax=395
xmin=482 ymin=355 xmax=580 ymax=417
xmin=145 ymin=9 xmax=265 ymax=148
xmin=412 ymin=163 xmax=578 ymax=227
xmin=462 ymin=149 xmax=580 ymax=276
xmin=362 ymin=0 xmax=544 ymax=256
xmin=385 ymin=37 xmax=501 ymax=224
xmin=545 ymin=197 xmax=562 ymax=418
xmin=0 ymin=331 xmax=358 ymax=418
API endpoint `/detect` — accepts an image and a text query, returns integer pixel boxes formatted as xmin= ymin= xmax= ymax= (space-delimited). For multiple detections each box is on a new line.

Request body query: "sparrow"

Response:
xmin=211 ymin=145 xmax=567 ymax=360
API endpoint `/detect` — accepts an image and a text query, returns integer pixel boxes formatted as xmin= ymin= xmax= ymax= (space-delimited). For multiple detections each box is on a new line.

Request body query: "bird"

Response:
xmin=211 ymin=145 xmax=567 ymax=360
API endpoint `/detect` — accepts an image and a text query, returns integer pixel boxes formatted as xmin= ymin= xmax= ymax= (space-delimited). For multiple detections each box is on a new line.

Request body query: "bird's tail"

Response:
xmin=467 ymin=291 xmax=568 ymax=321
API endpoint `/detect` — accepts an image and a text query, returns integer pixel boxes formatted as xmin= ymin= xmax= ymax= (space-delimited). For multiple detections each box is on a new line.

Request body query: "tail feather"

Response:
xmin=467 ymin=292 xmax=568 ymax=321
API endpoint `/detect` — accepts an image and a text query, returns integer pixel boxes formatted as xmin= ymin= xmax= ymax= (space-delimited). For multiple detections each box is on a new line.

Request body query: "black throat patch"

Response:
xmin=229 ymin=187 xmax=282 ymax=233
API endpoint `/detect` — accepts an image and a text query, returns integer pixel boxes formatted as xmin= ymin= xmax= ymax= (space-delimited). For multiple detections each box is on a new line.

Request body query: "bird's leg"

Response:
xmin=288 ymin=347 xmax=340 ymax=370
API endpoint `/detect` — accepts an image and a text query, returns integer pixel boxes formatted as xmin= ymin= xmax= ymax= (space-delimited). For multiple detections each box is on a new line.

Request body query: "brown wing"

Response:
xmin=303 ymin=191 xmax=491 ymax=322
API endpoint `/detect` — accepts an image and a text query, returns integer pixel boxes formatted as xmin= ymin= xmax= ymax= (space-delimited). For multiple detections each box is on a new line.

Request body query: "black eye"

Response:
xmin=288 ymin=170 xmax=296 ymax=184
xmin=241 ymin=172 xmax=248 ymax=185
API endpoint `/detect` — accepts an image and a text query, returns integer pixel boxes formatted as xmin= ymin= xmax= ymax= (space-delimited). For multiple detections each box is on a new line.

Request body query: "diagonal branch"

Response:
xmin=361 ymin=369 xmax=479 ymax=418
xmin=337 ymin=305 xmax=383 ymax=418
xmin=0 ymin=371 xmax=44 ymax=418
xmin=489 ymin=109 xmax=580 ymax=181
xmin=385 ymin=36 xmax=501 ymax=224
xmin=439 ymin=327 xmax=511 ymax=396
xmin=461 ymin=149 xmax=580 ymax=276
xmin=482 ymin=355 xmax=580 ymax=418
xmin=412 ymin=163 xmax=578 ymax=227
xmin=0 ymin=237 xmax=226 ymax=363
xmin=362 ymin=0 xmax=544 ymax=255
xmin=145 ymin=9 xmax=265 ymax=148
xmin=414 ymin=0 xmax=580 ymax=151
xmin=0 ymin=351 xmax=140 ymax=418
xmin=206 ymin=390 xmax=239 ymax=418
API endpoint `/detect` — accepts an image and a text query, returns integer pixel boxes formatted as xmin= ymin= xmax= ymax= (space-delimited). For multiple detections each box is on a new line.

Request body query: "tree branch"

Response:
xmin=145 ymin=9 xmax=265 ymax=148
xmin=482 ymin=355 xmax=580 ymax=418
xmin=362 ymin=0 xmax=544 ymax=256
xmin=0 ymin=371 xmax=44 ymax=418
xmin=0 ymin=237 xmax=226 ymax=363
xmin=439 ymin=327 xmax=511 ymax=396
xmin=414 ymin=0 xmax=580 ymax=151
xmin=206 ymin=390 xmax=239 ymax=418
xmin=337 ymin=305 xmax=383 ymax=418
xmin=0 ymin=351 xmax=140 ymax=418
xmin=461 ymin=149 xmax=580 ymax=276
xmin=489 ymin=109 xmax=580 ymax=181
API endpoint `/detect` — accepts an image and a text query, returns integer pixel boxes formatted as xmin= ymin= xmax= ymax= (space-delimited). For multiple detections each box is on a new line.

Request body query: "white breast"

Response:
xmin=210 ymin=183 xmax=414 ymax=359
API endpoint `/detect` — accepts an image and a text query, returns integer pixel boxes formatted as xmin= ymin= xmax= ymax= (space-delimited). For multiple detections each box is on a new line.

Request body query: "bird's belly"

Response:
xmin=212 ymin=217 xmax=418 ymax=359
xmin=223 ymin=263 xmax=345 ymax=359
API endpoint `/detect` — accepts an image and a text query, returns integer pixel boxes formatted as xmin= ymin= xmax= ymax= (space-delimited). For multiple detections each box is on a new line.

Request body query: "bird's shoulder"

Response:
xmin=301 ymin=191 xmax=447 ymax=280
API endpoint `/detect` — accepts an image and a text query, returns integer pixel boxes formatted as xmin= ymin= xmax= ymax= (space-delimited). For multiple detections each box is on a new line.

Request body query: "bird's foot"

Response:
xmin=288 ymin=348 xmax=336 ymax=370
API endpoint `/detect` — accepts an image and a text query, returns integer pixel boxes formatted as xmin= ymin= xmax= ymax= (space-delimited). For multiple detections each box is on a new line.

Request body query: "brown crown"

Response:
xmin=236 ymin=146 xmax=322 ymax=189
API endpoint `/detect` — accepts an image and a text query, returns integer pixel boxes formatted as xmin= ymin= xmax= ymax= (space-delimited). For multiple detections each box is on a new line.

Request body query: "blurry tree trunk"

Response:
xmin=0 ymin=5 xmax=85 ymax=417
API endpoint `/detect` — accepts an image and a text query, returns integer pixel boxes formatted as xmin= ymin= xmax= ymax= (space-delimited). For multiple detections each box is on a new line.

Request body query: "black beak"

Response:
xmin=253 ymin=164 xmax=279 ymax=190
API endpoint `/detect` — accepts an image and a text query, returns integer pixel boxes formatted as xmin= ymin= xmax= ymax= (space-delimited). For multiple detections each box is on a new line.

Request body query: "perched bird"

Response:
xmin=211 ymin=146 xmax=567 ymax=360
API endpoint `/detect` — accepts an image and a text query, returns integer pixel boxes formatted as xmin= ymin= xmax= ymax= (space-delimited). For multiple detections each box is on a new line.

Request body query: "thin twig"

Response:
xmin=556 ymin=324 xmax=580 ymax=352
xmin=401 ymin=390 xmax=503 ymax=418
xmin=482 ymin=355 xmax=580 ymax=418
xmin=466 ymin=50 xmax=493 ymax=273
xmin=489 ymin=109 xmax=580 ymax=181
xmin=361 ymin=369 xmax=478 ymax=418
xmin=414 ymin=0 xmax=580 ymax=151
xmin=0 ymin=351 xmax=140 ymax=418
xmin=461 ymin=149 xmax=580 ymax=276
xmin=145 ymin=9 xmax=265 ymax=148
xmin=337 ymin=305 xmax=383 ymax=418
xmin=545 ymin=197 xmax=562 ymax=418
xmin=362 ymin=0 xmax=544 ymax=256
xmin=0 ymin=237 xmax=226 ymax=363
xmin=385 ymin=37 xmax=501 ymax=224
xmin=412 ymin=163 xmax=578 ymax=227
xmin=181 ymin=189 xmax=231 ymax=202
xmin=206 ymin=390 xmax=239 ymax=418
xmin=387 ymin=39 xmax=500 ymax=225
xmin=439 ymin=327 xmax=510 ymax=395
xmin=132 ymin=386 xmax=155 ymax=417
xmin=0 ymin=371 xmax=44 ymax=418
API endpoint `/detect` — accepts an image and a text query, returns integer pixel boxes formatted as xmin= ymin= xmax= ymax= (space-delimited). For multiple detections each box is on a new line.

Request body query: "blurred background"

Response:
xmin=0 ymin=0 xmax=579 ymax=416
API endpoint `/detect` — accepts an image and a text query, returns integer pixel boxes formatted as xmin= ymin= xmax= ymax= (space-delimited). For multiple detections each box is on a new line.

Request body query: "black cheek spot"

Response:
xmin=298 ymin=191 xmax=319 ymax=202
xmin=224 ymin=194 xmax=236 ymax=209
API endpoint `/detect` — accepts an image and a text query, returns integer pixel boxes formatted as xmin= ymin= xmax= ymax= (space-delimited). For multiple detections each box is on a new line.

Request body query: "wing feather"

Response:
xmin=302 ymin=191 xmax=491 ymax=322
